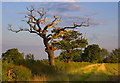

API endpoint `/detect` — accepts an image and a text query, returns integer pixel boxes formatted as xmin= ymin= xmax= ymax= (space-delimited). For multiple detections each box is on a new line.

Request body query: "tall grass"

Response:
xmin=104 ymin=63 xmax=119 ymax=75
xmin=104 ymin=63 xmax=119 ymax=81
xmin=31 ymin=74 xmax=46 ymax=81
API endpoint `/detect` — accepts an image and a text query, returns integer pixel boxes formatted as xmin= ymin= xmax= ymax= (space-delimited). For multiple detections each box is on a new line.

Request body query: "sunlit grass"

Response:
xmin=31 ymin=74 xmax=46 ymax=81
xmin=2 ymin=60 xmax=120 ymax=81
xmin=104 ymin=63 xmax=119 ymax=75
xmin=104 ymin=63 xmax=119 ymax=81
xmin=68 ymin=63 xmax=100 ymax=81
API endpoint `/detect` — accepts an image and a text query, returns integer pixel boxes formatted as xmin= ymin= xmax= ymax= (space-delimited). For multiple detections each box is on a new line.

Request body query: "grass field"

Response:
xmin=45 ymin=63 xmax=119 ymax=81
xmin=30 ymin=62 xmax=119 ymax=81
xmin=104 ymin=63 xmax=119 ymax=81
xmin=2 ymin=61 xmax=120 ymax=81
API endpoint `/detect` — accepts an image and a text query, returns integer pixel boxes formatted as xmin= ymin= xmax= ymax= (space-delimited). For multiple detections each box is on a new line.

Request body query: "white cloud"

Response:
xmin=48 ymin=3 xmax=84 ymax=12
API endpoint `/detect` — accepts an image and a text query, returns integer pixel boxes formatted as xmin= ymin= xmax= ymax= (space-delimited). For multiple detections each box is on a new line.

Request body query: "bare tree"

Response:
xmin=8 ymin=6 xmax=90 ymax=66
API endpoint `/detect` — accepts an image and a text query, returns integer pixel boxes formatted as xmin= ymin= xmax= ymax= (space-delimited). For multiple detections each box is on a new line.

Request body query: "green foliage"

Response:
xmin=2 ymin=60 xmax=32 ymax=81
xmin=2 ymin=61 xmax=14 ymax=81
xmin=111 ymin=48 xmax=120 ymax=62
xmin=71 ymin=49 xmax=83 ymax=62
xmin=2 ymin=48 xmax=24 ymax=64
xmin=52 ymin=30 xmax=88 ymax=62
xmin=25 ymin=53 xmax=34 ymax=60
xmin=103 ymin=55 xmax=117 ymax=63
xmin=56 ymin=51 xmax=68 ymax=62
xmin=103 ymin=48 xmax=120 ymax=63
xmin=55 ymin=60 xmax=66 ymax=72
xmin=57 ymin=49 xmax=82 ymax=62
xmin=81 ymin=44 xmax=103 ymax=63
xmin=52 ymin=30 xmax=88 ymax=50
xmin=14 ymin=65 xmax=32 ymax=81
xmin=101 ymin=48 xmax=110 ymax=58
xmin=111 ymin=48 xmax=120 ymax=58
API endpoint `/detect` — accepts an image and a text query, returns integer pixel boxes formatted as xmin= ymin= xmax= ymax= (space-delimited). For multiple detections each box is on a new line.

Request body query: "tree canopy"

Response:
xmin=101 ymin=48 xmax=110 ymax=58
xmin=56 ymin=49 xmax=82 ymax=62
xmin=103 ymin=48 xmax=120 ymax=63
xmin=2 ymin=48 xmax=24 ymax=64
xmin=52 ymin=30 xmax=88 ymax=63
xmin=81 ymin=44 xmax=103 ymax=63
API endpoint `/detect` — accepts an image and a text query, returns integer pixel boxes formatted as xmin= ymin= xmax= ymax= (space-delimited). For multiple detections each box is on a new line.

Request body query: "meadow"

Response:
xmin=2 ymin=59 xmax=119 ymax=82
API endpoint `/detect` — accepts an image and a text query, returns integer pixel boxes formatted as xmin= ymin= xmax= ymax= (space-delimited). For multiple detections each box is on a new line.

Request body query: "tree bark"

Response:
xmin=67 ymin=58 xmax=71 ymax=63
xmin=67 ymin=50 xmax=71 ymax=63
xmin=43 ymin=38 xmax=55 ymax=66
xmin=47 ymin=50 xmax=55 ymax=66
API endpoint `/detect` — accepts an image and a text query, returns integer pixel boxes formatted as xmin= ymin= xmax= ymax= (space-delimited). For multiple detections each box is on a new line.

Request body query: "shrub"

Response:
xmin=2 ymin=61 xmax=14 ymax=81
xmin=55 ymin=60 xmax=65 ymax=72
xmin=14 ymin=65 xmax=32 ymax=81
xmin=2 ymin=61 xmax=32 ymax=81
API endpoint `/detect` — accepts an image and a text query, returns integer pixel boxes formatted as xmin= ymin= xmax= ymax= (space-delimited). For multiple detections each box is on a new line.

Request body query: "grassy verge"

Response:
xmin=104 ymin=63 xmax=119 ymax=81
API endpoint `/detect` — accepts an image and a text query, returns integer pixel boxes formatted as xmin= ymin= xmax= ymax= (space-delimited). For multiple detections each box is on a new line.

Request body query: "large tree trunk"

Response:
xmin=47 ymin=50 xmax=55 ymax=66
xmin=67 ymin=50 xmax=71 ymax=63
xmin=43 ymin=38 xmax=55 ymax=66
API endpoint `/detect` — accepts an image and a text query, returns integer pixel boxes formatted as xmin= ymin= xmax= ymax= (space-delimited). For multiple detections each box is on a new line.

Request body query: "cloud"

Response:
xmin=50 ymin=3 xmax=84 ymax=12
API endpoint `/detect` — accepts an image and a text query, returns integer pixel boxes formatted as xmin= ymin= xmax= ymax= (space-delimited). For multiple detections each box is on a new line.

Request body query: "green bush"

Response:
xmin=55 ymin=60 xmax=65 ymax=72
xmin=14 ymin=65 xmax=32 ymax=81
xmin=2 ymin=61 xmax=14 ymax=81
xmin=2 ymin=61 xmax=32 ymax=81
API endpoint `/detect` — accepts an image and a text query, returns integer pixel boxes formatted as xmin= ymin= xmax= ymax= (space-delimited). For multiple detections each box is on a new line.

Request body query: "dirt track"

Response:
xmin=80 ymin=64 xmax=100 ymax=70
xmin=97 ymin=63 xmax=106 ymax=71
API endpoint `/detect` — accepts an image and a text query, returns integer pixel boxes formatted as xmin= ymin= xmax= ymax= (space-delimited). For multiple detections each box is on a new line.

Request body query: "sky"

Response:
xmin=1 ymin=0 xmax=120 ymax=2
xmin=1 ymin=2 xmax=118 ymax=60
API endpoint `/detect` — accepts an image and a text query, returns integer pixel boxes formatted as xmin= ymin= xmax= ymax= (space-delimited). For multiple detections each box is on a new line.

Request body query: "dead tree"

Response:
xmin=8 ymin=6 xmax=90 ymax=66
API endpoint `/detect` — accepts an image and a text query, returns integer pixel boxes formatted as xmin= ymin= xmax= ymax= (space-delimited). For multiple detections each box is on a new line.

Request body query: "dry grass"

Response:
xmin=31 ymin=74 xmax=46 ymax=81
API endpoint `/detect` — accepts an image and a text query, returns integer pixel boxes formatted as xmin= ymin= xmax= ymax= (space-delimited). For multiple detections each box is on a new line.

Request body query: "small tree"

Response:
xmin=104 ymin=48 xmax=120 ymax=63
xmin=101 ymin=48 xmax=110 ymax=58
xmin=81 ymin=44 xmax=103 ymax=63
xmin=52 ymin=30 xmax=88 ymax=63
xmin=111 ymin=48 xmax=119 ymax=59
xmin=8 ymin=6 xmax=90 ymax=66
xmin=25 ymin=53 xmax=34 ymax=60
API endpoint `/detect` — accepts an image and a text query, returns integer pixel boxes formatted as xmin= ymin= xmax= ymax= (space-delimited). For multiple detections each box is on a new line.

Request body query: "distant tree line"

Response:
xmin=2 ymin=47 xmax=119 ymax=65
xmin=55 ymin=45 xmax=119 ymax=63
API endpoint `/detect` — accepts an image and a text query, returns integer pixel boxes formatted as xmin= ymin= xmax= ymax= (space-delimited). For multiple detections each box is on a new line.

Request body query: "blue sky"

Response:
xmin=1 ymin=0 xmax=120 ymax=2
xmin=2 ymin=2 xmax=118 ymax=59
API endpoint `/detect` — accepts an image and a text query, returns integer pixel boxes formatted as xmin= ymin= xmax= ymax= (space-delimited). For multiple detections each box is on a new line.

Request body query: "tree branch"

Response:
xmin=64 ymin=18 xmax=90 ymax=29
xmin=42 ymin=16 xmax=61 ymax=34
xmin=8 ymin=24 xmax=43 ymax=37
